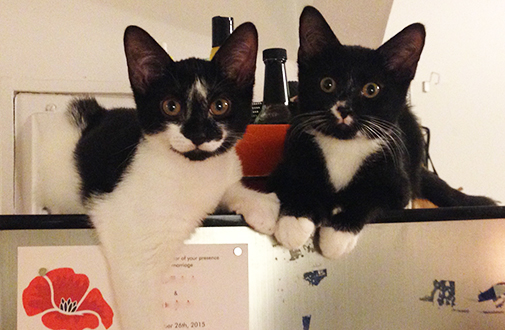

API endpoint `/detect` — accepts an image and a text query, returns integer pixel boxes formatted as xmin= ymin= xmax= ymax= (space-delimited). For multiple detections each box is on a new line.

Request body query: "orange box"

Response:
xmin=236 ymin=124 xmax=289 ymax=191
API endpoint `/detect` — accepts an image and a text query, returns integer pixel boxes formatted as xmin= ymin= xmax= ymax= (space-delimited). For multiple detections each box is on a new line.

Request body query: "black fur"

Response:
xmin=420 ymin=170 xmax=496 ymax=206
xmin=268 ymin=6 xmax=495 ymax=235
xmin=72 ymin=23 xmax=258 ymax=200
xmin=72 ymin=98 xmax=141 ymax=199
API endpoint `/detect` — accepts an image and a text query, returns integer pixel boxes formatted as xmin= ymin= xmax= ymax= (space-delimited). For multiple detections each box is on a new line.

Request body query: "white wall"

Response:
xmin=0 ymin=0 xmax=392 ymax=99
xmin=385 ymin=0 xmax=505 ymax=204
xmin=0 ymin=0 xmax=308 ymax=96
xmin=314 ymin=0 xmax=393 ymax=48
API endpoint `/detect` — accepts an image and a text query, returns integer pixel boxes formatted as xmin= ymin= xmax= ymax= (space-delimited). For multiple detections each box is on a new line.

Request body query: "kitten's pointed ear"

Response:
xmin=124 ymin=26 xmax=174 ymax=94
xmin=212 ymin=22 xmax=258 ymax=86
xmin=378 ymin=23 xmax=426 ymax=81
xmin=299 ymin=6 xmax=341 ymax=59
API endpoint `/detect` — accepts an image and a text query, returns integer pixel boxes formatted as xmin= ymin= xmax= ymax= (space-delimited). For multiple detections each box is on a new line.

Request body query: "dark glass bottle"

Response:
xmin=255 ymin=48 xmax=291 ymax=124
xmin=210 ymin=16 xmax=234 ymax=60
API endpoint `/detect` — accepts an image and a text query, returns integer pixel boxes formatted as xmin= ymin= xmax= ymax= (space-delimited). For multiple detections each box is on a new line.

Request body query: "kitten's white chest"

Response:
xmin=89 ymin=135 xmax=242 ymax=235
xmin=314 ymin=133 xmax=382 ymax=191
xmin=86 ymin=135 xmax=244 ymax=330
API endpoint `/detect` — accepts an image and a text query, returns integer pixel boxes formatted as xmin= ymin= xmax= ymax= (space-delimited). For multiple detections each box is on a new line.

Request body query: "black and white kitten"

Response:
xmin=69 ymin=23 xmax=278 ymax=329
xmin=268 ymin=6 xmax=495 ymax=259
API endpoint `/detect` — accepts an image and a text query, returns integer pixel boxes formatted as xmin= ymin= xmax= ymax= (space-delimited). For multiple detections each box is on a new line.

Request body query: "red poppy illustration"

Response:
xmin=22 ymin=267 xmax=114 ymax=330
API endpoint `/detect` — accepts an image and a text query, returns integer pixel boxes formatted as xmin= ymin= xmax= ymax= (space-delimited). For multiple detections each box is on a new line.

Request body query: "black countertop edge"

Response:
xmin=374 ymin=205 xmax=505 ymax=223
xmin=0 ymin=213 xmax=246 ymax=230
xmin=1 ymin=206 xmax=504 ymax=230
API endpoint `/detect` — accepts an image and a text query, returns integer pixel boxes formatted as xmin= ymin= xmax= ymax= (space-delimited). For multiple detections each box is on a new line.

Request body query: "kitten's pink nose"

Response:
xmin=337 ymin=110 xmax=354 ymax=126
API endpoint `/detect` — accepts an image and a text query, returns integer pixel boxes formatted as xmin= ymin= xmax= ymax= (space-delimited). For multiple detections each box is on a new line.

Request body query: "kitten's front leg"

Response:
xmin=273 ymin=195 xmax=325 ymax=250
xmin=318 ymin=205 xmax=375 ymax=259
xmin=90 ymin=203 xmax=181 ymax=330
xmin=105 ymin=251 xmax=164 ymax=330
xmin=275 ymin=215 xmax=316 ymax=250
xmin=318 ymin=226 xmax=360 ymax=259
xmin=220 ymin=181 xmax=279 ymax=235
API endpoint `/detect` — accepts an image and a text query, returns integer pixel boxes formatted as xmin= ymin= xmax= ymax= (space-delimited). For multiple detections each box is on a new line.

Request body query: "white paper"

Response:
xmin=17 ymin=244 xmax=248 ymax=330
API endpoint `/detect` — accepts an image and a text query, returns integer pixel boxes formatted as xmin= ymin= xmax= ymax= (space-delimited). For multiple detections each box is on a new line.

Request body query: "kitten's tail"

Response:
xmin=68 ymin=97 xmax=106 ymax=131
xmin=420 ymin=168 xmax=497 ymax=207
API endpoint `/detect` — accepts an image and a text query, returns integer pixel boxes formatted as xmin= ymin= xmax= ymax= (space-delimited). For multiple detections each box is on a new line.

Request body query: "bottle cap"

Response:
xmin=263 ymin=48 xmax=287 ymax=62
xmin=212 ymin=16 xmax=234 ymax=47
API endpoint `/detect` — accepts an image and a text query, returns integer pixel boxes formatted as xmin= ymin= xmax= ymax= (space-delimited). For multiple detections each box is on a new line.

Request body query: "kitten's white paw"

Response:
xmin=274 ymin=216 xmax=315 ymax=250
xmin=318 ymin=227 xmax=360 ymax=259
xmin=236 ymin=192 xmax=280 ymax=235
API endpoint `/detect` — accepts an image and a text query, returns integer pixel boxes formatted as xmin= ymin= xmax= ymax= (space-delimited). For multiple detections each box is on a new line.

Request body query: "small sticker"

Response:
xmin=290 ymin=249 xmax=303 ymax=261
xmin=302 ymin=315 xmax=311 ymax=330
xmin=420 ymin=279 xmax=456 ymax=307
xmin=303 ymin=269 xmax=327 ymax=286
xmin=478 ymin=283 xmax=505 ymax=309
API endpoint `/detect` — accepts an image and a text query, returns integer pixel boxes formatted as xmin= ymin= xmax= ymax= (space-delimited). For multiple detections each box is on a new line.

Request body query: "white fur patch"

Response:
xmin=166 ymin=123 xmax=225 ymax=153
xmin=190 ymin=78 xmax=207 ymax=101
xmin=199 ymin=131 xmax=226 ymax=152
xmin=332 ymin=206 xmax=343 ymax=215
xmin=185 ymin=78 xmax=208 ymax=120
xmin=274 ymin=216 xmax=315 ymax=250
xmin=166 ymin=124 xmax=195 ymax=153
xmin=318 ymin=227 xmax=360 ymax=259
xmin=314 ymin=132 xmax=382 ymax=191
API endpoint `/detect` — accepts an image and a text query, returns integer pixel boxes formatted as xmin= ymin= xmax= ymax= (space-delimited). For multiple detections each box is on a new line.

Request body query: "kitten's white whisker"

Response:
xmin=360 ymin=125 xmax=392 ymax=164
xmin=113 ymin=141 xmax=141 ymax=172
xmin=365 ymin=117 xmax=405 ymax=143
xmin=359 ymin=118 xmax=408 ymax=170
xmin=290 ymin=111 xmax=329 ymax=138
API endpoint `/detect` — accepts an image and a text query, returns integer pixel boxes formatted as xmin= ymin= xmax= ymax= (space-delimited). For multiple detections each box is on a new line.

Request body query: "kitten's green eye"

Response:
xmin=209 ymin=98 xmax=231 ymax=116
xmin=362 ymin=83 xmax=380 ymax=98
xmin=320 ymin=77 xmax=336 ymax=93
xmin=161 ymin=98 xmax=181 ymax=116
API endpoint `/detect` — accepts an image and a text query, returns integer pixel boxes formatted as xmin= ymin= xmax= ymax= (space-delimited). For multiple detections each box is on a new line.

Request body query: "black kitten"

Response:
xmin=268 ymin=6 xmax=495 ymax=259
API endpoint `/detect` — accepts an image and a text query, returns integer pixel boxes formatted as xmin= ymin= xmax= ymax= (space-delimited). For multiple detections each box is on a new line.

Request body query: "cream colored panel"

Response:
xmin=14 ymin=93 xmax=135 ymax=213
xmin=2 ymin=221 xmax=505 ymax=329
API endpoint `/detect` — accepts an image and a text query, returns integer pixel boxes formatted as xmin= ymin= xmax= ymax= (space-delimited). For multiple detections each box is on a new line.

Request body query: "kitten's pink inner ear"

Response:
xmin=126 ymin=51 xmax=162 ymax=93
xmin=124 ymin=25 xmax=173 ymax=94
xmin=225 ymin=37 xmax=257 ymax=85
xmin=213 ymin=22 xmax=258 ymax=86
xmin=298 ymin=6 xmax=341 ymax=59
xmin=387 ymin=43 xmax=421 ymax=73
xmin=378 ymin=23 xmax=425 ymax=80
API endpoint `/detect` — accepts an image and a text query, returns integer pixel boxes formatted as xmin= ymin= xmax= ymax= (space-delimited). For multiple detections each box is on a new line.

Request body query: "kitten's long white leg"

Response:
xmin=105 ymin=249 xmax=164 ymax=330
xmin=318 ymin=226 xmax=360 ymax=259
xmin=91 ymin=204 xmax=193 ymax=330
xmin=220 ymin=181 xmax=279 ymax=235
xmin=274 ymin=216 xmax=315 ymax=250
xmin=96 ymin=233 xmax=166 ymax=330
